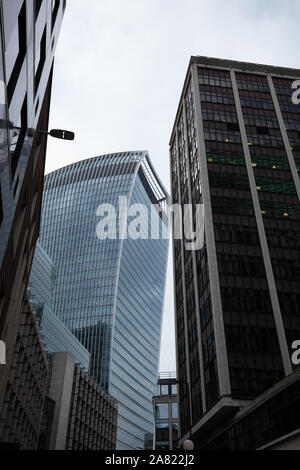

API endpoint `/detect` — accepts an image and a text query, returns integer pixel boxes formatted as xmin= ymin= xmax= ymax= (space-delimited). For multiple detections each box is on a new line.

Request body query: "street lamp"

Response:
xmin=27 ymin=127 xmax=75 ymax=140
xmin=4 ymin=121 xmax=75 ymax=141
xmin=183 ymin=440 xmax=195 ymax=451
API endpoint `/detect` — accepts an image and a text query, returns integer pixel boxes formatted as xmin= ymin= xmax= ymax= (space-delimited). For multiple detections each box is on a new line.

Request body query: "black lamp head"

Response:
xmin=49 ymin=129 xmax=75 ymax=141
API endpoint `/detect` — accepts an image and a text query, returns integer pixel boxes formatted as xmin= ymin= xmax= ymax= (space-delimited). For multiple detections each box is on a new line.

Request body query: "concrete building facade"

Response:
xmin=0 ymin=297 xmax=48 ymax=449
xmin=41 ymin=352 xmax=118 ymax=451
xmin=201 ymin=368 xmax=300 ymax=450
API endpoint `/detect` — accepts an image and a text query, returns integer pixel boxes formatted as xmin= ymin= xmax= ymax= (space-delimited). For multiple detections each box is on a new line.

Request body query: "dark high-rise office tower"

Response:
xmin=0 ymin=1 xmax=65 ymax=413
xmin=170 ymin=56 xmax=300 ymax=446
xmin=35 ymin=152 xmax=169 ymax=449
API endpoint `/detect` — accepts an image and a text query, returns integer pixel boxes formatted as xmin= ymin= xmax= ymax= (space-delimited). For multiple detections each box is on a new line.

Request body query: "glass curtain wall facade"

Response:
xmin=28 ymin=242 xmax=90 ymax=371
xmin=36 ymin=151 xmax=169 ymax=450
xmin=170 ymin=57 xmax=300 ymax=446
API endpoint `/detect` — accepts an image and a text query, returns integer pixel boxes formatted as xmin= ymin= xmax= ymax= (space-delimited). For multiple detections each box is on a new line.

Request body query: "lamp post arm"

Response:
xmin=6 ymin=123 xmax=75 ymax=141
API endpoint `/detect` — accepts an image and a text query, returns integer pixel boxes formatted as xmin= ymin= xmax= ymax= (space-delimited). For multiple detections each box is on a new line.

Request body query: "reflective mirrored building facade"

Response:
xmin=36 ymin=151 xmax=169 ymax=449
xmin=0 ymin=0 xmax=65 ymax=415
xmin=170 ymin=56 xmax=300 ymax=447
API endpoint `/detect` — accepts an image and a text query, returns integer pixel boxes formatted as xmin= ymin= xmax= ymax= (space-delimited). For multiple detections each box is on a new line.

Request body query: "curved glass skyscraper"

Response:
xmin=37 ymin=151 xmax=169 ymax=449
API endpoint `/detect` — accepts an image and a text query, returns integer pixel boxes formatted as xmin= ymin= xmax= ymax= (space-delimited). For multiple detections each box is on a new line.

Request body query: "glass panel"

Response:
xmin=156 ymin=403 xmax=169 ymax=419
xmin=155 ymin=422 xmax=170 ymax=449
xmin=172 ymin=423 xmax=179 ymax=449
xmin=172 ymin=403 xmax=178 ymax=419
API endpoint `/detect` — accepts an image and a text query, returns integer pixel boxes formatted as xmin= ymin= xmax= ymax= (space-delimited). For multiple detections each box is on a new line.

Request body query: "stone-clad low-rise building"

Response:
xmin=41 ymin=352 xmax=118 ymax=450
xmin=67 ymin=363 xmax=118 ymax=450
xmin=0 ymin=297 xmax=49 ymax=449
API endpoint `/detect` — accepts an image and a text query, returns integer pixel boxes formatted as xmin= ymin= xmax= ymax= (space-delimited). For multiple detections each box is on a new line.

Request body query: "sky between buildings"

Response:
xmin=45 ymin=0 xmax=300 ymax=372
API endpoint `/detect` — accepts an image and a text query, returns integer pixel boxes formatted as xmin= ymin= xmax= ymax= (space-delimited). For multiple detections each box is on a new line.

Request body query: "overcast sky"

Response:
xmin=46 ymin=0 xmax=300 ymax=372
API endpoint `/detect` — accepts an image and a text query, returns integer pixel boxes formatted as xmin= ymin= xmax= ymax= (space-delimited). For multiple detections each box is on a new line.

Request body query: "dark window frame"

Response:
xmin=7 ymin=2 xmax=27 ymax=105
